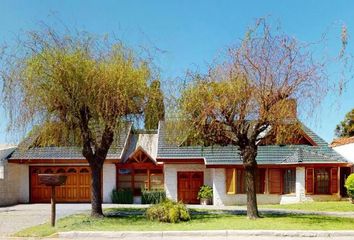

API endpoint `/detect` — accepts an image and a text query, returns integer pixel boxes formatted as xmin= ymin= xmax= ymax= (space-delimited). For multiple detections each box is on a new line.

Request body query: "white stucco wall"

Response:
xmin=0 ymin=162 xmax=29 ymax=206
xmin=212 ymin=168 xmax=282 ymax=205
xmin=333 ymin=143 xmax=354 ymax=164
xmin=212 ymin=166 xmax=340 ymax=206
xmin=164 ymin=164 xmax=212 ymax=201
xmin=102 ymin=163 xmax=116 ymax=203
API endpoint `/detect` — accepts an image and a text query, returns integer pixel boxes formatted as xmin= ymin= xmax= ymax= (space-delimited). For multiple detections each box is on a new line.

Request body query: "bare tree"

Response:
xmin=174 ymin=19 xmax=327 ymax=219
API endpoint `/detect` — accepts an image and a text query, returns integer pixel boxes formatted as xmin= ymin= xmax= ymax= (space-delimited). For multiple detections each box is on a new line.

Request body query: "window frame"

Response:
xmin=283 ymin=168 xmax=296 ymax=194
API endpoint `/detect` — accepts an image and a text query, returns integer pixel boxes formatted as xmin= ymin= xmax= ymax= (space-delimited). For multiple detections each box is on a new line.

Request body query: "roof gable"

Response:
xmin=126 ymin=146 xmax=156 ymax=164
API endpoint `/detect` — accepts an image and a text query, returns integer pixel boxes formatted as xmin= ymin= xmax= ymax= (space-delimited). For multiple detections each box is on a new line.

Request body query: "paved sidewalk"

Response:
xmin=58 ymin=230 xmax=354 ymax=239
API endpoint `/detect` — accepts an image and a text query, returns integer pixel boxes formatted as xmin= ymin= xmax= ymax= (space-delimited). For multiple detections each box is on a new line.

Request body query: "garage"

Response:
xmin=30 ymin=166 xmax=91 ymax=203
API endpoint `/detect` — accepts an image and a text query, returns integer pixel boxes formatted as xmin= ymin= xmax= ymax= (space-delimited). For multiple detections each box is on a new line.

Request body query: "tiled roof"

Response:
xmin=157 ymin=122 xmax=348 ymax=165
xmin=9 ymin=123 xmax=132 ymax=160
xmin=0 ymin=146 xmax=17 ymax=164
xmin=330 ymin=137 xmax=354 ymax=147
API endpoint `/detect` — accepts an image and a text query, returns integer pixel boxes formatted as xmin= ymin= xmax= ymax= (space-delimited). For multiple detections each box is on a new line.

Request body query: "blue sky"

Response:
xmin=0 ymin=0 xmax=353 ymax=144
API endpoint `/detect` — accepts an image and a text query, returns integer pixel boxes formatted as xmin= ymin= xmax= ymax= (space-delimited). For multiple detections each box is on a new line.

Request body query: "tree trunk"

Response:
xmin=241 ymin=145 xmax=260 ymax=219
xmin=90 ymin=163 xmax=103 ymax=217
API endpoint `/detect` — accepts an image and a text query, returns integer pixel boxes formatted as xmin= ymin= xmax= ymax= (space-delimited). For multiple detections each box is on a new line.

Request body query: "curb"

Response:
xmin=58 ymin=230 xmax=354 ymax=238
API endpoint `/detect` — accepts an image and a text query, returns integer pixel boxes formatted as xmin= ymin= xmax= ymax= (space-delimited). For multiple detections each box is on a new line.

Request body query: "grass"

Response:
xmin=15 ymin=208 xmax=354 ymax=237
xmin=259 ymin=201 xmax=354 ymax=212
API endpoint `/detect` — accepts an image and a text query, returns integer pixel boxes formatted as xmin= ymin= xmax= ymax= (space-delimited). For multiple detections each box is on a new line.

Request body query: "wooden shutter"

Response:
xmin=306 ymin=168 xmax=314 ymax=194
xmin=268 ymin=169 xmax=282 ymax=194
xmin=330 ymin=168 xmax=338 ymax=194
xmin=256 ymin=169 xmax=266 ymax=194
xmin=225 ymin=168 xmax=236 ymax=194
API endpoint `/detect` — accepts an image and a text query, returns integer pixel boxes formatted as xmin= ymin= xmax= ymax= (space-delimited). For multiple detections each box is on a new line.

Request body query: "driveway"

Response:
xmin=0 ymin=204 xmax=94 ymax=236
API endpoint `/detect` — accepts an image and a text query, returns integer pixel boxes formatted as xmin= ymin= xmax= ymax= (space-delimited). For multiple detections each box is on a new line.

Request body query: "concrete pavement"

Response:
xmin=58 ymin=230 xmax=354 ymax=239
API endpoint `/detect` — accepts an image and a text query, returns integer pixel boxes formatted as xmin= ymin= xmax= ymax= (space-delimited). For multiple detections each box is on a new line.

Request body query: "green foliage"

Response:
xmin=144 ymin=80 xmax=165 ymax=130
xmin=336 ymin=109 xmax=354 ymax=137
xmin=1 ymin=27 xmax=153 ymax=148
xmin=141 ymin=189 xmax=166 ymax=204
xmin=345 ymin=174 xmax=354 ymax=198
xmin=111 ymin=189 xmax=133 ymax=204
xmin=145 ymin=199 xmax=191 ymax=223
xmin=197 ymin=185 xmax=213 ymax=200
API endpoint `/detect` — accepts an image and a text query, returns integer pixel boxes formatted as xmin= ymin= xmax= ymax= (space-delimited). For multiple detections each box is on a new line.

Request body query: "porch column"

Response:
xmin=295 ymin=167 xmax=306 ymax=202
xmin=212 ymin=168 xmax=225 ymax=206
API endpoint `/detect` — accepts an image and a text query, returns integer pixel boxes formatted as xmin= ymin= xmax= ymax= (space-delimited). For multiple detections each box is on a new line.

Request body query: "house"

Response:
xmin=0 ymin=145 xmax=20 ymax=206
xmin=331 ymin=136 xmax=354 ymax=195
xmin=1 ymin=122 xmax=352 ymax=206
xmin=331 ymin=137 xmax=354 ymax=165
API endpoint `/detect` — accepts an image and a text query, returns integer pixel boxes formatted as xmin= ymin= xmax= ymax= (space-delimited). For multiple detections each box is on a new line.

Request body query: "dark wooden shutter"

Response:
xmin=269 ymin=169 xmax=282 ymax=194
xmin=330 ymin=168 xmax=338 ymax=194
xmin=225 ymin=168 xmax=236 ymax=194
xmin=306 ymin=168 xmax=314 ymax=194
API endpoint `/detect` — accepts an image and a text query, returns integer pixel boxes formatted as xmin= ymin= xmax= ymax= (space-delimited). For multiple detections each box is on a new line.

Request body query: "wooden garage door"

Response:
xmin=30 ymin=166 xmax=91 ymax=203
xmin=177 ymin=172 xmax=203 ymax=204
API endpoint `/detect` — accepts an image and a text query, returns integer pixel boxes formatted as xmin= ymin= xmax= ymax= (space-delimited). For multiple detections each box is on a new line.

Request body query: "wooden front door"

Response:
xmin=177 ymin=172 xmax=203 ymax=204
xmin=30 ymin=166 xmax=91 ymax=203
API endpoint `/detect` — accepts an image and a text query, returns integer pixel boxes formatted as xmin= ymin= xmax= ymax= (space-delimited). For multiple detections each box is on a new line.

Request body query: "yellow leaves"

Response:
xmin=2 ymin=29 xmax=152 ymax=145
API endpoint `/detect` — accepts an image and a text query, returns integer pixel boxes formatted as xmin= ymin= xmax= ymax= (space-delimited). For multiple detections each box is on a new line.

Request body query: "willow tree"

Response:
xmin=1 ymin=28 xmax=152 ymax=217
xmin=144 ymin=80 xmax=165 ymax=129
xmin=175 ymin=21 xmax=326 ymax=219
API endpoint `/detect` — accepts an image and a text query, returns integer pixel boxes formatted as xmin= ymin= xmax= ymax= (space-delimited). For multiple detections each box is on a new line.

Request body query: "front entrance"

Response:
xmin=30 ymin=166 xmax=91 ymax=203
xmin=177 ymin=171 xmax=203 ymax=204
xmin=340 ymin=167 xmax=352 ymax=197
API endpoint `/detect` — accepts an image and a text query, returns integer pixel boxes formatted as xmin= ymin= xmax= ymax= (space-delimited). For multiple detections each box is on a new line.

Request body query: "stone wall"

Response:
xmin=0 ymin=162 xmax=29 ymax=206
xmin=102 ymin=163 xmax=116 ymax=203
xmin=164 ymin=164 xmax=212 ymax=201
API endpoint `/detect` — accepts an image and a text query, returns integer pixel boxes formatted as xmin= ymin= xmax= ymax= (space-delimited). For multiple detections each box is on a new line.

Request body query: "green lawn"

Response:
xmin=16 ymin=209 xmax=354 ymax=237
xmin=259 ymin=201 xmax=354 ymax=212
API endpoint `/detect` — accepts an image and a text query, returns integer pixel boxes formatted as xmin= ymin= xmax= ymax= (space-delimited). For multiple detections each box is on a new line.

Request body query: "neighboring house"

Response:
xmin=1 ymin=122 xmax=352 ymax=206
xmin=331 ymin=137 xmax=354 ymax=164
xmin=0 ymin=145 xmax=20 ymax=206
xmin=331 ymin=136 xmax=354 ymax=195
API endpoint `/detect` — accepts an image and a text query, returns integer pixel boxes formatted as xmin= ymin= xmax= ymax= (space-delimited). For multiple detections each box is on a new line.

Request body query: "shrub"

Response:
xmin=145 ymin=199 xmax=191 ymax=223
xmin=141 ymin=189 xmax=166 ymax=204
xmin=111 ymin=188 xmax=133 ymax=204
xmin=197 ymin=185 xmax=213 ymax=199
xmin=345 ymin=173 xmax=354 ymax=198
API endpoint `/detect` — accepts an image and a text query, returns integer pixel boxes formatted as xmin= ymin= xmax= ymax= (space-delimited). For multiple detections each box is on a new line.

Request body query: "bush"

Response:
xmin=145 ymin=199 xmax=191 ymax=223
xmin=141 ymin=189 xmax=166 ymax=204
xmin=345 ymin=173 xmax=354 ymax=198
xmin=197 ymin=185 xmax=213 ymax=199
xmin=111 ymin=188 xmax=133 ymax=204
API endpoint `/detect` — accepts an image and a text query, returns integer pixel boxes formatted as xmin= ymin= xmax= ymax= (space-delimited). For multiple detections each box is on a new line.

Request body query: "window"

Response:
xmin=315 ymin=168 xmax=330 ymax=194
xmin=225 ymin=168 xmax=265 ymax=194
xmin=306 ymin=167 xmax=338 ymax=195
xmin=117 ymin=168 xmax=133 ymax=190
xmin=117 ymin=166 xmax=164 ymax=195
xmin=283 ymin=169 xmax=296 ymax=194
xmin=150 ymin=169 xmax=164 ymax=190
xmin=134 ymin=169 xmax=148 ymax=195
